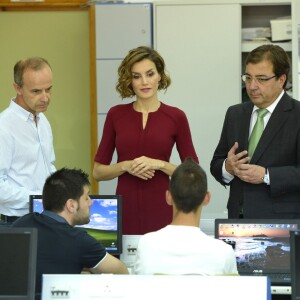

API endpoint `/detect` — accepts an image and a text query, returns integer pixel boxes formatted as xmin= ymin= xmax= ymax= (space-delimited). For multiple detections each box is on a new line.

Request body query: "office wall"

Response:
xmin=0 ymin=10 xmax=91 ymax=176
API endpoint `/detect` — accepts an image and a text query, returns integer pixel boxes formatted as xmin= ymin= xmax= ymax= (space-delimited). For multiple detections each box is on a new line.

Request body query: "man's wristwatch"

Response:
xmin=262 ymin=168 xmax=270 ymax=185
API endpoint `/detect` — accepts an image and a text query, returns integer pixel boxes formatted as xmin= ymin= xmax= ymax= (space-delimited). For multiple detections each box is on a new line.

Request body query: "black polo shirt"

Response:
xmin=12 ymin=211 xmax=107 ymax=299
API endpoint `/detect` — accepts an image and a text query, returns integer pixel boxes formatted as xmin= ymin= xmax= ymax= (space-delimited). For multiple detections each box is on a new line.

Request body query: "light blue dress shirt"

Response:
xmin=0 ymin=98 xmax=56 ymax=216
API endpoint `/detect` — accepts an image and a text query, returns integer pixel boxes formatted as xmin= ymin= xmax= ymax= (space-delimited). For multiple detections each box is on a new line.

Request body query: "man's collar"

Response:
xmin=252 ymin=90 xmax=284 ymax=114
xmin=10 ymin=97 xmax=40 ymax=122
xmin=42 ymin=210 xmax=69 ymax=224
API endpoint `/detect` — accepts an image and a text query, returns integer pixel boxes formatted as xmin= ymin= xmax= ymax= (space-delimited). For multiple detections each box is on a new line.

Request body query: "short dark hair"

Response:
xmin=245 ymin=44 xmax=290 ymax=89
xmin=42 ymin=168 xmax=90 ymax=212
xmin=14 ymin=57 xmax=51 ymax=87
xmin=170 ymin=157 xmax=207 ymax=213
xmin=116 ymin=46 xmax=171 ymax=98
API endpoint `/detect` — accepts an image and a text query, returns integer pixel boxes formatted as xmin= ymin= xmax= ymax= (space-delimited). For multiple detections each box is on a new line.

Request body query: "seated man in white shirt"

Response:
xmin=132 ymin=157 xmax=238 ymax=275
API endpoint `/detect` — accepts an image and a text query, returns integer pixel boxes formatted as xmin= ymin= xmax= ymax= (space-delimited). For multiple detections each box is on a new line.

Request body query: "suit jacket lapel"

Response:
xmin=240 ymin=102 xmax=253 ymax=152
xmin=251 ymin=93 xmax=292 ymax=163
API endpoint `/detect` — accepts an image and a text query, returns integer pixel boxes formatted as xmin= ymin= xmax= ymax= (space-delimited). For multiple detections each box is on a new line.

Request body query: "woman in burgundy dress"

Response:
xmin=93 ymin=46 xmax=198 ymax=235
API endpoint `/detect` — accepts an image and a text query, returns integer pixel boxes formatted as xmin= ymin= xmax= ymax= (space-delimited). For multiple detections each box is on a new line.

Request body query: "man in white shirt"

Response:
xmin=0 ymin=57 xmax=56 ymax=225
xmin=132 ymin=157 xmax=238 ymax=275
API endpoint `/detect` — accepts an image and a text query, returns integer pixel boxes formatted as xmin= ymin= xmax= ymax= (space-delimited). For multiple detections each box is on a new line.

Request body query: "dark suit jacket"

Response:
xmin=210 ymin=92 xmax=300 ymax=218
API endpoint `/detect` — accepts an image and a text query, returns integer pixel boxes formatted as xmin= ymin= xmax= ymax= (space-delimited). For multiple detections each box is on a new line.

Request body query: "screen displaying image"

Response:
xmin=30 ymin=195 xmax=123 ymax=255
xmin=77 ymin=197 xmax=121 ymax=253
xmin=217 ymin=222 xmax=298 ymax=272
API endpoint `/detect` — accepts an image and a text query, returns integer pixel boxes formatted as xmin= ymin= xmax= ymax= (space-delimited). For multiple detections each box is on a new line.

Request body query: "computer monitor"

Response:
xmin=0 ymin=227 xmax=37 ymax=300
xmin=29 ymin=194 xmax=123 ymax=255
xmin=290 ymin=230 xmax=300 ymax=300
xmin=215 ymin=219 xmax=300 ymax=286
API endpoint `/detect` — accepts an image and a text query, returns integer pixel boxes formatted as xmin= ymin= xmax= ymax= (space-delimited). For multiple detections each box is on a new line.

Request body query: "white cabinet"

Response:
xmin=96 ymin=60 xmax=121 ymax=114
xmin=95 ymin=3 xmax=152 ymax=60
xmin=154 ymin=2 xmax=241 ymax=219
xmin=95 ymin=3 xmax=153 ymax=114
xmin=95 ymin=3 xmax=153 ymax=194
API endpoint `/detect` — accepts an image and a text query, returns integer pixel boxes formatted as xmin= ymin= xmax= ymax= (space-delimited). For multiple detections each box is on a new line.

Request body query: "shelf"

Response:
xmin=242 ymin=40 xmax=292 ymax=52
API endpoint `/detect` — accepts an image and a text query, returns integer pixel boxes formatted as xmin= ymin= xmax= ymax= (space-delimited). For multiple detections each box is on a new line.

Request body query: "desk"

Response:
xmin=41 ymin=274 xmax=270 ymax=300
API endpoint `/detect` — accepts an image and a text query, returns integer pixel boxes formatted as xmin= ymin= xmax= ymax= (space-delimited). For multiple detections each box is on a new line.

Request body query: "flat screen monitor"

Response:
xmin=0 ymin=227 xmax=37 ymax=300
xmin=215 ymin=218 xmax=300 ymax=286
xmin=29 ymin=194 xmax=123 ymax=255
xmin=290 ymin=230 xmax=300 ymax=300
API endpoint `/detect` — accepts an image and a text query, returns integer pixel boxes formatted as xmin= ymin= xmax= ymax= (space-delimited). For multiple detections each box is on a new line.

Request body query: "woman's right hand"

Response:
xmin=122 ymin=160 xmax=155 ymax=180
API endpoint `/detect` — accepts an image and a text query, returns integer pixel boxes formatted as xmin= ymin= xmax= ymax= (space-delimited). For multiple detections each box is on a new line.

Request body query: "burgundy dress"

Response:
xmin=95 ymin=102 xmax=198 ymax=234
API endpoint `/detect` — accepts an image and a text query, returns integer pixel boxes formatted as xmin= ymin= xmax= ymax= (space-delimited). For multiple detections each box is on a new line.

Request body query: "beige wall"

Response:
xmin=0 ymin=10 xmax=91 ymax=178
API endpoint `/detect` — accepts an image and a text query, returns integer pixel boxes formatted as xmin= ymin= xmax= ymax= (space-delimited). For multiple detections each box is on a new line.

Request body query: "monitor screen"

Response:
xmin=29 ymin=194 xmax=123 ymax=255
xmin=290 ymin=230 xmax=300 ymax=300
xmin=0 ymin=227 xmax=37 ymax=300
xmin=214 ymin=219 xmax=299 ymax=276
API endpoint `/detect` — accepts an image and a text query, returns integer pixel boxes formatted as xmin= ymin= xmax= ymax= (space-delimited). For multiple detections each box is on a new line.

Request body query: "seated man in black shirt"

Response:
xmin=13 ymin=168 xmax=128 ymax=299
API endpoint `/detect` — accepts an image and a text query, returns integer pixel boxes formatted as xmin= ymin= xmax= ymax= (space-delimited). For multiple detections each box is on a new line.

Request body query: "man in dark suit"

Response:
xmin=210 ymin=44 xmax=300 ymax=219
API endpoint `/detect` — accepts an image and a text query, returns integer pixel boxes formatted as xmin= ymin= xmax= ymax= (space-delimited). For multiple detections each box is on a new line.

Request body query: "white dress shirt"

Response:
xmin=0 ymin=99 xmax=56 ymax=216
xmin=222 ymin=90 xmax=284 ymax=184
